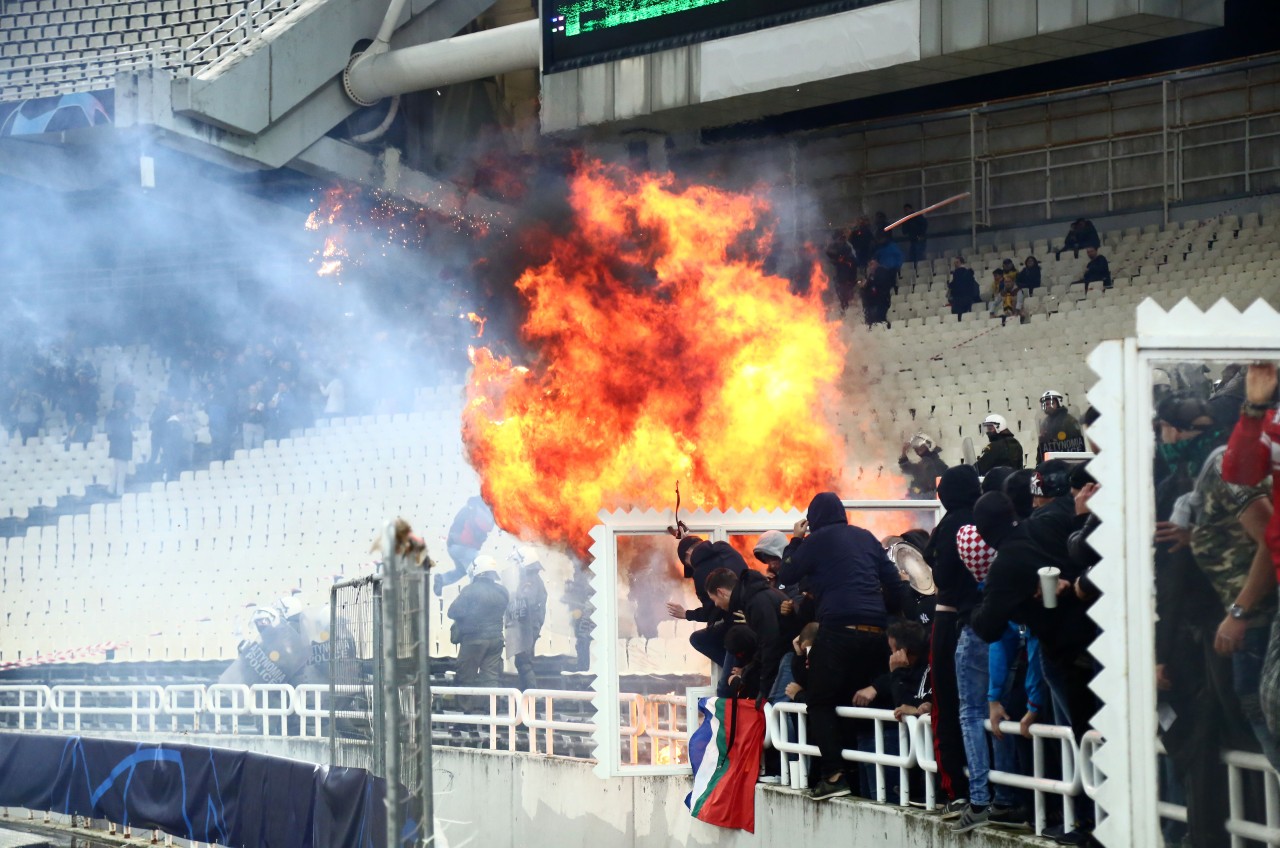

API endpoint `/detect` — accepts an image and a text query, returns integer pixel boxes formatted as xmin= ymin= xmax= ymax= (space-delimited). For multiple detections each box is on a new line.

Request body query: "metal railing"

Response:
xmin=13 ymin=680 xmax=1280 ymax=842
xmin=0 ymin=683 xmax=660 ymax=761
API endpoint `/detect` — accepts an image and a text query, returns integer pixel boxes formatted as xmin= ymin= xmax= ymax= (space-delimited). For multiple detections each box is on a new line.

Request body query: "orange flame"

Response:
xmin=462 ymin=162 xmax=848 ymax=555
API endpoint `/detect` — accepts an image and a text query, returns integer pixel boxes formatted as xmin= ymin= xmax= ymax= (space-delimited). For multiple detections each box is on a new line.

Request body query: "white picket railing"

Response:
xmin=8 ymin=681 xmax=1280 ymax=842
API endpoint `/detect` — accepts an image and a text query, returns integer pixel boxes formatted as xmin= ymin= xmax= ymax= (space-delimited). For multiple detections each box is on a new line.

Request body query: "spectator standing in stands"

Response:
xmin=900 ymin=204 xmax=929 ymax=264
xmin=504 ymin=547 xmax=548 ymax=691
xmin=10 ymin=389 xmax=42 ymax=443
xmin=1037 ymin=390 xmax=1087 ymax=463
xmin=859 ymin=259 xmax=895 ymax=328
xmin=899 ymin=432 xmax=947 ymax=499
xmin=448 ymin=556 xmax=510 ymax=697
xmin=1077 ymin=247 xmax=1112 ymax=292
xmin=1055 ymin=219 xmax=1101 ymax=260
xmin=105 ymin=399 xmax=133 ymax=497
xmin=873 ymin=233 xmax=905 ymax=295
xmin=776 ymin=492 xmax=907 ymax=801
xmin=873 ymin=210 xmax=890 ymax=239
xmin=947 ymin=257 xmax=981 ymax=320
xmin=242 ymin=384 xmax=266 ymax=451
xmin=950 ymin=518 xmax=1002 ymax=833
xmin=319 ymin=369 xmax=346 ymax=418
xmin=849 ymin=216 xmax=875 ymax=271
xmin=64 ymin=411 xmax=93 ymax=450
xmin=825 ymin=229 xmax=858 ymax=315
xmin=987 ymin=621 xmax=1042 ymax=826
xmin=436 ymin=495 xmax=497 ymax=596
xmin=975 ymin=415 xmax=1025 ymax=475
xmin=923 ymin=465 xmax=982 ymax=816
xmin=1017 ymin=256 xmax=1042 ymax=293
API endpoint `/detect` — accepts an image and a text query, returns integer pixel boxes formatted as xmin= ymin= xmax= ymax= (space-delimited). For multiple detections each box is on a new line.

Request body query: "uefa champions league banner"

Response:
xmin=0 ymin=733 xmax=407 ymax=848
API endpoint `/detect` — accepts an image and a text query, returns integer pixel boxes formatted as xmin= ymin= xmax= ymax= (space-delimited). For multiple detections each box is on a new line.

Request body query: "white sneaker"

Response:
xmin=758 ymin=775 xmax=783 ymax=785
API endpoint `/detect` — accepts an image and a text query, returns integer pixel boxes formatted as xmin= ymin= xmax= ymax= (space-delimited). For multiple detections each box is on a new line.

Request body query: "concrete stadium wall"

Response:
xmin=20 ymin=734 xmax=1043 ymax=847
xmin=431 ymin=747 xmax=1042 ymax=848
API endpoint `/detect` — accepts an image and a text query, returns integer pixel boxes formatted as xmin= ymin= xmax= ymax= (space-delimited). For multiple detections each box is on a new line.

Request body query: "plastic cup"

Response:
xmin=1039 ymin=566 xmax=1061 ymax=609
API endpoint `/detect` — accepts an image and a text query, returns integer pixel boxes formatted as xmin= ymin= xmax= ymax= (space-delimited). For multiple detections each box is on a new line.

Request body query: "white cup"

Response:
xmin=789 ymin=760 xmax=805 ymax=791
xmin=1039 ymin=566 xmax=1061 ymax=609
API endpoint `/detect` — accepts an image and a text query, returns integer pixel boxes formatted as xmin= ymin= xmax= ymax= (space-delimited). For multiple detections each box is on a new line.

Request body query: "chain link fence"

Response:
xmin=328 ymin=525 xmax=434 ymax=846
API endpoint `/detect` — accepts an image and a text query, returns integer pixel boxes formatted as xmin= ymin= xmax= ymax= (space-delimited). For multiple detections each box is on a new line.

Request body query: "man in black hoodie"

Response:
xmin=923 ymin=464 xmax=983 ymax=814
xmin=707 ymin=567 xmax=793 ymax=707
xmin=776 ymin=492 xmax=907 ymax=801
xmin=667 ymin=536 xmax=749 ymax=689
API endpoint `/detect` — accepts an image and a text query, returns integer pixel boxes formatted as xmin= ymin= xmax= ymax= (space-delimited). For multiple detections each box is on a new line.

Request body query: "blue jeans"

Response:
xmin=769 ymin=654 xmax=799 ymax=764
xmin=436 ymin=543 xmax=480 ymax=589
xmin=956 ymin=625 xmax=993 ymax=807
xmin=1235 ymin=624 xmax=1280 ymax=766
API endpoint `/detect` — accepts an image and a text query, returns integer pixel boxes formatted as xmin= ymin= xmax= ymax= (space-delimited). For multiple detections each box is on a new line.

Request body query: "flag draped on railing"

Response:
xmin=685 ymin=697 xmax=765 ymax=832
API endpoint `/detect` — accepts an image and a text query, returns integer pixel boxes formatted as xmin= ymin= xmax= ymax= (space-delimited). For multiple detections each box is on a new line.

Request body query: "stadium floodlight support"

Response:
xmin=343 ymin=17 xmax=540 ymax=107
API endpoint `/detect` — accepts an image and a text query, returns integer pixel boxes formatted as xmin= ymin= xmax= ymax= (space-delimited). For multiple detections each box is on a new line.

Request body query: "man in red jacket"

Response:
xmin=1221 ymin=361 xmax=1280 ymax=765
xmin=1222 ymin=363 xmax=1280 ymax=574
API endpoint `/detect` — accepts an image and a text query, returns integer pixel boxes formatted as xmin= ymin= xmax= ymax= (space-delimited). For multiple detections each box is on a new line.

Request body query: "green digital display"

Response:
xmin=543 ymin=0 xmax=879 ymax=72
xmin=558 ymin=0 xmax=734 ymax=37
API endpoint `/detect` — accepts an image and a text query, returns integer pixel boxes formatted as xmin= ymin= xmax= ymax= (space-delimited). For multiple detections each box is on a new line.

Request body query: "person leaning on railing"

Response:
xmin=775 ymin=492 xmax=909 ymax=802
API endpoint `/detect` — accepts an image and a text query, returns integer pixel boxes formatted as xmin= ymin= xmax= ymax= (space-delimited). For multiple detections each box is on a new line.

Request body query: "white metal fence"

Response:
xmin=5 ymin=683 xmax=1279 ymax=842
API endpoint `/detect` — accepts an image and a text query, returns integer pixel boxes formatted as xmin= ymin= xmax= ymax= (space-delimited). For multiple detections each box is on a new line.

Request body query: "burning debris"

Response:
xmin=462 ymin=161 xmax=850 ymax=555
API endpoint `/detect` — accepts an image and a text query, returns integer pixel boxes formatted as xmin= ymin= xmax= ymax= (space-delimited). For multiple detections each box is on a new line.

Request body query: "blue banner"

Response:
xmin=0 ymin=733 xmax=394 ymax=848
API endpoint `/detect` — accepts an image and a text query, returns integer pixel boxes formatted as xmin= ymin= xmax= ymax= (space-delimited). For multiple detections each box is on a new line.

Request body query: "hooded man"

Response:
xmin=776 ymin=492 xmax=908 ymax=801
xmin=667 ymin=535 xmax=748 ymax=677
xmin=922 ymin=465 xmax=983 ymax=813
xmin=1024 ymin=459 xmax=1080 ymax=577
xmin=448 ymin=556 xmax=510 ymax=693
xmin=975 ymin=415 xmax=1025 ymax=475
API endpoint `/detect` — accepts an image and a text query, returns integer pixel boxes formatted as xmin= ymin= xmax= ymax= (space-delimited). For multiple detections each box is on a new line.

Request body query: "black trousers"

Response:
xmin=931 ymin=611 xmax=969 ymax=801
xmin=806 ymin=626 xmax=889 ymax=780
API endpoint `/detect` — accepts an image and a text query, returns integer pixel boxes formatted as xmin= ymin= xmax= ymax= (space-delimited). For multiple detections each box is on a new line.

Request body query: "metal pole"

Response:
xmin=380 ymin=523 xmax=403 ymax=847
xmin=1162 ymin=80 xmax=1170 ymax=227
xmin=329 ymin=585 xmax=339 ymax=765
xmin=372 ymin=579 xmax=386 ymax=778
xmin=418 ymin=569 xmax=434 ymax=845
xmin=969 ymin=110 xmax=977 ymax=252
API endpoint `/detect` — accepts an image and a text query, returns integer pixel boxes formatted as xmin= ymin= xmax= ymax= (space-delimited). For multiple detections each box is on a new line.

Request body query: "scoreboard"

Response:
xmin=542 ymin=0 xmax=884 ymax=72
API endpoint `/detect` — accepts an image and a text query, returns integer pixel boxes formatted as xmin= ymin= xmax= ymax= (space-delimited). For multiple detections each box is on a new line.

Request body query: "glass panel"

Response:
xmin=1148 ymin=358 xmax=1276 ymax=845
xmin=845 ymin=508 xmax=938 ymax=540
xmin=614 ymin=532 xmax=709 ymax=768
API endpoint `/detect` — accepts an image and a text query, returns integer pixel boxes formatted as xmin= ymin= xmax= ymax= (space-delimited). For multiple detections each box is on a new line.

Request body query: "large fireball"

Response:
xmin=462 ymin=162 xmax=848 ymax=555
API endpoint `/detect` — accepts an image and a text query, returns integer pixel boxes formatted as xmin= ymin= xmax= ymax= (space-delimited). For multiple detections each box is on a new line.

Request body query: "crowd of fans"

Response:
xmin=825 ymin=204 xmax=924 ymax=327
xmin=823 ymin=214 xmax=1114 ymax=326
xmin=661 ymin=358 xmax=1280 ymax=846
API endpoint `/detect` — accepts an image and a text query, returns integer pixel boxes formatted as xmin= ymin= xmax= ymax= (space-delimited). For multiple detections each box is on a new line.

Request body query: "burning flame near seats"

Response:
xmin=462 ymin=162 xmax=848 ymax=556
xmin=655 ymin=744 xmax=684 ymax=766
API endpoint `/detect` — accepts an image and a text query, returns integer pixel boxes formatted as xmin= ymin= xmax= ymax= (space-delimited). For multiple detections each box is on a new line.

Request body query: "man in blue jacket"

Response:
xmin=777 ymin=492 xmax=908 ymax=800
